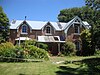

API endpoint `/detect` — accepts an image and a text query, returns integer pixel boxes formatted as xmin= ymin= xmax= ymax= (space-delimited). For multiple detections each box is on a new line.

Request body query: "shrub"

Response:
xmin=29 ymin=46 xmax=49 ymax=60
xmin=62 ymin=41 xmax=76 ymax=56
xmin=0 ymin=42 xmax=16 ymax=57
xmin=80 ymin=29 xmax=91 ymax=56
xmin=14 ymin=45 xmax=49 ymax=60
xmin=21 ymin=39 xmax=37 ymax=50
xmin=36 ymin=43 xmax=48 ymax=51
xmin=15 ymin=45 xmax=30 ymax=59
xmin=94 ymin=50 xmax=100 ymax=56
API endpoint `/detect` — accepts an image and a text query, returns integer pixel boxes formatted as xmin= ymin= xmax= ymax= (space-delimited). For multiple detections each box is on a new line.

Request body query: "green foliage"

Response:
xmin=62 ymin=41 xmax=76 ymax=56
xmin=21 ymin=39 xmax=37 ymax=50
xmin=0 ymin=40 xmax=49 ymax=60
xmin=58 ymin=5 xmax=100 ymax=54
xmin=58 ymin=7 xmax=81 ymax=22
xmin=15 ymin=40 xmax=49 ymax=60
xmin=58 ymin=6 xmax=96 ymax=23
xmin=80 ymin=29 xmax=91 ymax=56
xmin=94 ymin=50 xmax=100 ymax=56
xmin=29 ymin=46 xmax=49 ymax=60
xmin=0 ymin=42 xmax=15 ymax=57
xmin=36 ymin=42 xmax=48 ymax=51
xmin=85 ymin=0 xmax=100 ymax=53
xmin=85 ymin=0 xmax=100 ymax=10
xmin=0 ymin=6 xmax=10 ymax=43
xmin=94 ymin=23 xmax=100 ymax=49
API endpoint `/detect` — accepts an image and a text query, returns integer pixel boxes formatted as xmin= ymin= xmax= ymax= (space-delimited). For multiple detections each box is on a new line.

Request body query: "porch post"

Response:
xmin=18 ymin=37 xmax=20 ymax=46
xmin=58 ymin=43 xmax=61 ymax=54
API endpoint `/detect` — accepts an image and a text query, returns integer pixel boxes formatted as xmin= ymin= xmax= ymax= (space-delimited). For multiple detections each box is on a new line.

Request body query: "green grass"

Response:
xmin=0 ymin=56 xmax=100 ymax=75
xmin=0 ymin=62 xmax=58 ymax=75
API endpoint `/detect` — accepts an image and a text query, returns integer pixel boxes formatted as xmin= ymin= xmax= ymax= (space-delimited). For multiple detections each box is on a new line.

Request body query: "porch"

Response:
xmin=38 ymin=36 xmax=65 ymax=55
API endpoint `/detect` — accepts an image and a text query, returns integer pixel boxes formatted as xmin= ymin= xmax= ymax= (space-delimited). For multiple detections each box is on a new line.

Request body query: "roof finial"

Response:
xmin=25 ymin=16 xmax=27 ymax=20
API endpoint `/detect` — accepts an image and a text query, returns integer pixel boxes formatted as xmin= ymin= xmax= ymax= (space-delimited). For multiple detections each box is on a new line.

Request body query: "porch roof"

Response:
xmin=38 ymin=36 xmax=65 ymax=43
xmin=15 ymin=37 xmax=31 ymax=40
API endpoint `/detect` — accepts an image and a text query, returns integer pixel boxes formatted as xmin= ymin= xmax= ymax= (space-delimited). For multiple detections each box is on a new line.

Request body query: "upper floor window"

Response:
xmin=22 ymin=25 xmax=27 ymax=34
xmin=75 ymin=25 xmax=80 ymax=33
xmin=46 ymin=26 xmax=51 ymax=34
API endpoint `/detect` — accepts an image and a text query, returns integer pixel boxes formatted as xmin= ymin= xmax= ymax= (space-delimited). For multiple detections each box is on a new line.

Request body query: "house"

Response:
xmin=9 ymin=16 xmax=90 ymax=55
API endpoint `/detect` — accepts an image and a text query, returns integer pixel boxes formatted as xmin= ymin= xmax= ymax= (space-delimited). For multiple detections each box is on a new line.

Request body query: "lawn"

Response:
xmin=0 ymin=56 xmax=100 ymax=75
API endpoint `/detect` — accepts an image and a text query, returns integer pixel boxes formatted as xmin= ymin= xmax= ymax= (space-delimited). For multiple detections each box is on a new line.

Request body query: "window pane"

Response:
xmin=46 ymin=26 xmax=50 ymax=33
xmin=75 ymin=25 xmax=78 ymax=33
xmin=75 ymin=25 xmax=80 ymax=33
xmin=22 ymin=25 xmax=27 ymax=33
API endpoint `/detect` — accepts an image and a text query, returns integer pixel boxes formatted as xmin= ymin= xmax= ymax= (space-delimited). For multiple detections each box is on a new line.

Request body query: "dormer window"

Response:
xmin=46 ymin=26 xmax=51 ymax=34
xmin=75 ymin=25 xmax=80 ymax=33
xmin=22 ymin=25 xmax=27 ymax=34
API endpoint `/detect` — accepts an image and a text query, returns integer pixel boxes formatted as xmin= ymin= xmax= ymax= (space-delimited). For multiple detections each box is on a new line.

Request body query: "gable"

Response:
xmin=10 ymin=16 xmax=89 ymax=32
xmin=42 ymin=22 xmax=55 ymax=30
xmin=64 ymin=16 xmax=88 ymax=34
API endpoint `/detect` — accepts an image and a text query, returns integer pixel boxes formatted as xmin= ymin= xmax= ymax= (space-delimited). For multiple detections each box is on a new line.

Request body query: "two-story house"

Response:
xmin=9 ymin=16 xmax=90 ymax=55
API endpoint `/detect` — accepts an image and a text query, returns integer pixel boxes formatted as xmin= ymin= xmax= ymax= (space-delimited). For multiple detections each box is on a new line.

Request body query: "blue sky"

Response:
xmin=0 ymin=0 xmax=85 ymax=21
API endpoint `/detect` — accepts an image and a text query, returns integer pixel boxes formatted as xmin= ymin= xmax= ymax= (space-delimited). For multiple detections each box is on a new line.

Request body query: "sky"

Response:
xmin=0 ymin=0 xmax=85 ymax=21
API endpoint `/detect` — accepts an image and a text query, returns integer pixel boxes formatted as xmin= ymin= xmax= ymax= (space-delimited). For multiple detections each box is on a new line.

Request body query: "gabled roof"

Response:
xmin=10 ymin=16 xmax=90 ymax=31
xmin=10 ymin=20 xmax=23 ymax=29
xmin=50 ymin=22 xmax=66 ymax=30
xmin=10 ymin=20 xmax=47 ymax=30
xmin=64 ymin=16 xmax=87 ymax=30
xmin=10 ymin=20 xmax=66 ymax=31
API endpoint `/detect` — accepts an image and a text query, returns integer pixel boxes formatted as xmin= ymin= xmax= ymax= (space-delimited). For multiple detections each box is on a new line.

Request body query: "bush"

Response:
xmin=62 ymin=41 xmax=76 ymax=56
xmin=21 ymin=39 xmax=37 ymax=50
xmin=94 ymin=50 xmax=100 ymax=56
xmin=29 ymin=46 xmax=49 ymax=60
xmin=15 ymin=45 xmax=49 ymax=60
xmin=36 ymin=43 xmax=48 ymax=51
xmin=0 ymin=42 xmax=16 ymax=57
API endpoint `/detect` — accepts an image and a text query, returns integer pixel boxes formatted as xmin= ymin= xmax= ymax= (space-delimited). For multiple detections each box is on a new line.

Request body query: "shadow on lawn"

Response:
xmin=56 ymin=58 xmax=100 ymax=75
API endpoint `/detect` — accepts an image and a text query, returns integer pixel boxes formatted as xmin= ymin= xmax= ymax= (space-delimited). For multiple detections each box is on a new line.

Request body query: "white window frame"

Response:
xmin=45 ymin=25 xmax=51 ymax=35
xmin=21 ymin=24 xmax=28 ymax=34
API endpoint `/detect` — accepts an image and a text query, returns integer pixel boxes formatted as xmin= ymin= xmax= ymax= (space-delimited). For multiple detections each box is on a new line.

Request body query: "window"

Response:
xmin=22 ymin=25 xmax=27 ymax=33
xmin=75 ymin=41 xmax=80 ymax=51
xmin=75 ymin=25 xmax=80 ymax=33
xmin=54 ymin=37 xmax=59 ymax=41
xmin=46 ymin=26 xmax=51 ymax=34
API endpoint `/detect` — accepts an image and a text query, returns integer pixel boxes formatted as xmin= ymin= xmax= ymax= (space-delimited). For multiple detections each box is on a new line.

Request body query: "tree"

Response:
xmin=58 ymin=7 xmax=81 ymax=22
xmin=85 ymin=0 xmax=100 ymax=10
xmin=58 ymin=6 xmax=97 ymax=23
xmin=0 ymin=6 xmax=10 ymax=43
xmin=80 ymin=29 xmax=91 ymax=56
xmin=85 ymin=0 xmax=100 ymax=53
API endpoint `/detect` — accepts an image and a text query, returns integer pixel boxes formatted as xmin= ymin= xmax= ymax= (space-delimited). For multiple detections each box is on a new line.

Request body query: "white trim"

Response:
xmin=74 ymin=25 xmax=80 ymax=34
xmin=21 ymin=24 xmax=28 ymax=34
xmin=45 ymin=25 xmax=51 ymax=34
xmin=41 ymin=22 xmax=56 ymax=34
xmin=16 ymin=21 xmax=32 ymax=33
xmin=64 ymin=16 xmax=87 ymax=36
xmin=15 ymin=37 xmax=31 ymax=40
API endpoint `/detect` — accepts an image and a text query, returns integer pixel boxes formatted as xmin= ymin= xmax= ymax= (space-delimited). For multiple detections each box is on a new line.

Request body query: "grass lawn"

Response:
xmin=0 ymin=56 xmax=100 ymax=75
